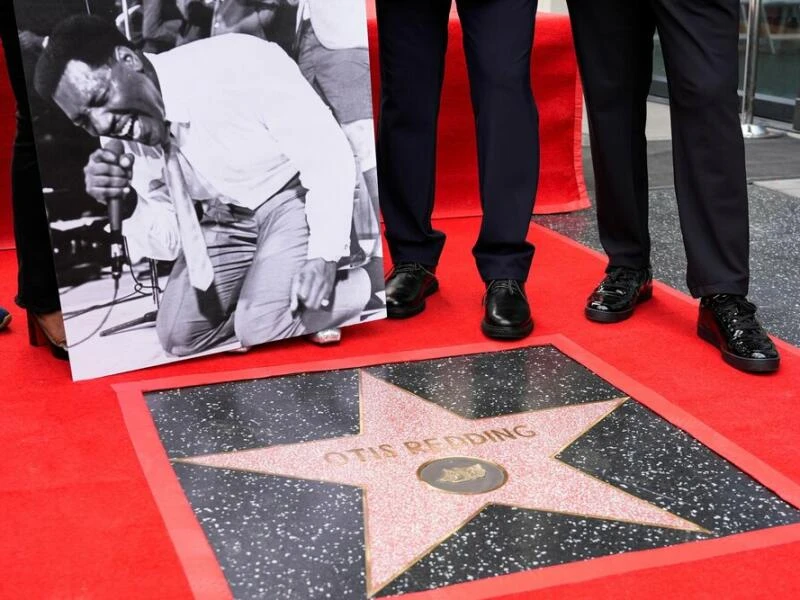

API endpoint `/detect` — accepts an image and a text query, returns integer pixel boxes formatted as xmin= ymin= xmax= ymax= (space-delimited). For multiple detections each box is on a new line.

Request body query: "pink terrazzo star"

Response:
xmin=180 ymin=371 xmax=703 ymax=596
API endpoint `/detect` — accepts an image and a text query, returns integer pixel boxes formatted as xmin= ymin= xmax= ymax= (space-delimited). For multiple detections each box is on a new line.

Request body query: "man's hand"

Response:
xmin=290 ymin=258 xmax=337 ymax=313
xmin=83 ymin=142 xmax=135 ymax=206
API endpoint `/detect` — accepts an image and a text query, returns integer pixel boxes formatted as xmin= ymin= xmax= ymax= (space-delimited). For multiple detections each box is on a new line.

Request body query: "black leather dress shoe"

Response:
xmin=697 ymin=294 xmax=780 ymax=374
xmin=385 ymin=263 xmax=439 ymax=319
xmin=481 ymin=280 xmax=533 ymax=340
xmin=585 ymin=267 xmax=653 ymax=323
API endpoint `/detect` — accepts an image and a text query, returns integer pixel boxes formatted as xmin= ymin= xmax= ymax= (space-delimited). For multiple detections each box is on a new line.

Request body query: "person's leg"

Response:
xmin=565 ymin=0 xmax=657 ymax=325
xmin=566 ymin=0 xmax=656 ymax=273
xmin=155 ymin=200 xmax=254 ymax=356
xmin=651 ymin=0 xmax=748 ymax=298
xmin=0 ymin=7 xmax=61 ymax=315
xmin=305 ymin=41 xmax=377 ymax=212
xmin=0 ymin=14 xmax=9 ymax=331
xmin=297 ymin=28 xmax=379 ymax=263
xmin=234 ymin=181 xmax=370 ymax=346
xmin=456 ymin=0 xmax=539 ymax=283
xmin=450 ymin=0 xmax=537 ymax=340
xmin=651 ymin=0 xmax=777 ymax=373
xmin=376 ymin=0 xmax=451 ymax=268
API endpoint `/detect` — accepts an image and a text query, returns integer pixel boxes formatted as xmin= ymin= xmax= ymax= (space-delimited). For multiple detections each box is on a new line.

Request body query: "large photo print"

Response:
xmin=10 ymin=0 xmax=386 ymax=380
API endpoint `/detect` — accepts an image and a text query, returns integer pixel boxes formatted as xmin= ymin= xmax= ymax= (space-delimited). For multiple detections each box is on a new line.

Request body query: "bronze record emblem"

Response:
xmin=417 ymin=456 xmax=508 ymax=495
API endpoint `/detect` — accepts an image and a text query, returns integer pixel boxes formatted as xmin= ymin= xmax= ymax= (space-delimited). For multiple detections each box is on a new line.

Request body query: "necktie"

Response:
xmin=162 ymin=138 xmax=215 ymax=291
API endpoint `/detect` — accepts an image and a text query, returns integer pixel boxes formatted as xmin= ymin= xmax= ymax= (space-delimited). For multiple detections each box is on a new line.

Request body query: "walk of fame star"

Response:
xmin=178 ymin=371 xmax=704 ymax=596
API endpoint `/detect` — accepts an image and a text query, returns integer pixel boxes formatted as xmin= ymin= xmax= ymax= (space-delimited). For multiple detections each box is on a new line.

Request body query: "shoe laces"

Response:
xmin=485 ymin=279 xmax=525 ymax=302
xmin=598 ymin=267 xmax=645 ymax=296
xmin=390 ymin=262 xmax=433 ymax=277
xmin=709 ymin=294 xmax=772 ymax=347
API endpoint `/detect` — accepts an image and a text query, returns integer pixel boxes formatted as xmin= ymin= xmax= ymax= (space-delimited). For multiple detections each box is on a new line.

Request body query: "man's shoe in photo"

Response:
xmin=385 ymin=263 xmax=439 ymax=319
xmin=697 ymin=294 xmax=780 ymax=374
xmin=481 ymin=280 xmax=533 ymax=340
xmin=585 ymin=267 xmax=653 ymax=323
xmin=0 ymin=307 xmax=10 ymax=331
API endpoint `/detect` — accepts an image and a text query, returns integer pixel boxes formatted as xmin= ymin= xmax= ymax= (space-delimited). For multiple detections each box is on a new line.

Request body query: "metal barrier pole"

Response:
xmin=793 ymin=85 xmax=800 ymax=131
xmin=120 ymin=0 xmax=132 ymax=40
xmin=740 ymin=0 xmax=779 ymax=138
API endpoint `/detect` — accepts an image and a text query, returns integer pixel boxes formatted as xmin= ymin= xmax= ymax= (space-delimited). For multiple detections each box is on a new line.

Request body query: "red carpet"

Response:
xmin=1 ymin=217 xmax=800 ymax=598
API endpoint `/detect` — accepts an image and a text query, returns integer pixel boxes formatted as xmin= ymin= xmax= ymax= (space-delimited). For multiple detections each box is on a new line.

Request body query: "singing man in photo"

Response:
xmin=34 ymin=15 xmax=370 ymax=356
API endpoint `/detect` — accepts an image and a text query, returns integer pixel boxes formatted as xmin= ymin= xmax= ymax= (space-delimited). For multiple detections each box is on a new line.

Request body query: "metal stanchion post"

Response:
xmin=120 ymin=0 xmax=132 ymax=39
xmin=741 ymin=0 xmax=782 ymax=138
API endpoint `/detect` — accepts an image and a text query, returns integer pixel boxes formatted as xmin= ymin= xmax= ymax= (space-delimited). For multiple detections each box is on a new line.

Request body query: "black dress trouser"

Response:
xmin=377 ymin=0 xmax=539 ymax=282
xmin=567 ymin=0 xmax=749 ymax=298
xmin=1 ymin=3 xmax=60 ymax=313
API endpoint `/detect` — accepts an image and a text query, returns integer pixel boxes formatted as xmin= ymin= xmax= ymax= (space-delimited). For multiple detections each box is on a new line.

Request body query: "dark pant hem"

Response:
xmin=387 ymin=250 xmax=441 ymax=272
xmin=691 ymin=278 xmax=749 ymax=299
xmin=605 ymin=259 xmax=652 ymax=273
xmin=15 ymin=295 xmax=61 ymax=315
xmin=477 ymin=270 xmax=532 ymax=284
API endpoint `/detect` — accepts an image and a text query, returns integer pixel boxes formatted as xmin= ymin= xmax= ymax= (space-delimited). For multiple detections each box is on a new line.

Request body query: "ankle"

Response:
xmin=32 ymin=310 xmax=66 ymax=344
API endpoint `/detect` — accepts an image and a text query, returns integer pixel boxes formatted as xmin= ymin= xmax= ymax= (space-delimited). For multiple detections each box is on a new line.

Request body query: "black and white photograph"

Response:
xmin=10 ymin=0 xmax=386 ymax=380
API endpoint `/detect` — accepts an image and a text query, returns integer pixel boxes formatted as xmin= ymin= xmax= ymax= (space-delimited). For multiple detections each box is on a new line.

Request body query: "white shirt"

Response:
xmin=296 ymin=0 xmax=368 ymax=50
xmin=118 ymin=34 xmax=356 ymax=263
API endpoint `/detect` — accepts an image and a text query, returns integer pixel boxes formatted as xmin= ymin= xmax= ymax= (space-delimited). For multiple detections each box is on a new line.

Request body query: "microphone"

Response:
xmin=104 ymin=140 xmax=128 ymax=280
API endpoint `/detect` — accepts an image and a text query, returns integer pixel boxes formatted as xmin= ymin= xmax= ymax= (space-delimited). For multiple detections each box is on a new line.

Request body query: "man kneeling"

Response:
xmin=35 ymin=16 xmax=370 ymax=355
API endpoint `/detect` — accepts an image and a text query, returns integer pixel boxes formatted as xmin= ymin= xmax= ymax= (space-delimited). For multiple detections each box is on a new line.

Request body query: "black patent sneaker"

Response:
xmin=697 ymin=294 xmax=780 ymax=374
xmin=585 ymin=267 xmax=653 ymax=323
xmin=385 ymin=262 xmax=439 ymax=319
xmin=481 ymin=280 xmax=533 ymax=340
